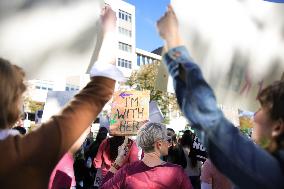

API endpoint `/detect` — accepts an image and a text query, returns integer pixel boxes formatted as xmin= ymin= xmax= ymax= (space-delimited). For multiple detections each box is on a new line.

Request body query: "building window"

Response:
xmin=48 ymin=88 xmax=52 ymax=91
xmin=147 ymin=57 xmax=151 ymax=64
xmin=119 ymin=10 xmax=132 ymax=23
xmin=42 ymin=87 xmax=47 ymax=90
xmin=65 ymin=87 xmax=69 ymax=91
xmin=118 ymin=27 xmax=132 ymax=37
xmin=119 ymin=42 xmax=132 ymax=53
xmin=35 ymin=86 xmax=40 ymax=89
xmin=118 ymin=58 xmax=121 ymax=66
xmin=129 ymin=46 xmax=132 ymax=52
xmin=142 ymin=56 xmax=145 ymax=65
xmin=117 ymin=58 xmax=132 ymax=69
xmin=137 ymin=55 xmax=141 ymax=66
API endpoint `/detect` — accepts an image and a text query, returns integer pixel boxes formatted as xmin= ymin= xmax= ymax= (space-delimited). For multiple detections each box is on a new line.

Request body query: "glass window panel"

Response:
xmin=137 ymin=55 xmax=140 ymax=66
xmin=142 ymin=56 xmax=145 ymax=65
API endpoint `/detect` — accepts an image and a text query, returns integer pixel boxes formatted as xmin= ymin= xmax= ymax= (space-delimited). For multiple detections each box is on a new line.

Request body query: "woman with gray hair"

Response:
xmin=101 ymin=122 xmax=192 ymax=189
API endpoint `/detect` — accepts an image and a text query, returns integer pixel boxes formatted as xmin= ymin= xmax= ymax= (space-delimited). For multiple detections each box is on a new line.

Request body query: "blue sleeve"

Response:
xmin=163 ymin=46 xmax=284 ymax=189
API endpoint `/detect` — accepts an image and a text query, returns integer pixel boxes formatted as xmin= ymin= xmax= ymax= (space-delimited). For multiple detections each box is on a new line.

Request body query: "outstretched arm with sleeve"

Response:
xmin=9 ymin=7 xmax=123 ymax=175
xmin=157 ymin=4 xmax=284 ymax=189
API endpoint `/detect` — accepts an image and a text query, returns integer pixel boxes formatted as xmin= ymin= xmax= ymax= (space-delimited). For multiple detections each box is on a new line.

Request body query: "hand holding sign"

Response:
xmin=115 ymin=137 xmax=130 ymax=166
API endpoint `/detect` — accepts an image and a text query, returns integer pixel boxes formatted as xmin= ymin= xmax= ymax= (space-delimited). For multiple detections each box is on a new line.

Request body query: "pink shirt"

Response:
xmin=102 ymin=161 xmax=192 ymax=189
xmin=48 ymin=153 xmax=76 ymax=189
xmin=200 ymin=159 xmax=232 ymax=189
xmin=93 ymin=138 xmax=139 ymax=177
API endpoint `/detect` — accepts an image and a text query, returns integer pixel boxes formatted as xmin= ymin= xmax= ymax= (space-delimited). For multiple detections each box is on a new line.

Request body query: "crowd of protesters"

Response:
xmin=0 ymin=4 xmax=283 ymax=189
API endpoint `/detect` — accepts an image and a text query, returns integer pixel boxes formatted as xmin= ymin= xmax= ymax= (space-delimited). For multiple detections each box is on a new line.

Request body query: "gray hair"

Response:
xmin=136 ymin=122 xmax=168 ymax=152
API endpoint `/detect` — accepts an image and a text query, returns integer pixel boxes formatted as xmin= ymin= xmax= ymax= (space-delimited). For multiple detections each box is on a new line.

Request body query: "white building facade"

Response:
xmin=135 ymin=48 xmax=161 ymax=69
xmin=111 ymin=0 xmax=136 ymax=77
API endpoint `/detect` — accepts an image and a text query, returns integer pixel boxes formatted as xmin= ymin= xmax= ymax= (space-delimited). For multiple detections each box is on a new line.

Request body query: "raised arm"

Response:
xmin=14 ymin=7 xmax=122 ymax=170
xmin=157 ymin=5 xmax=284 ymax=189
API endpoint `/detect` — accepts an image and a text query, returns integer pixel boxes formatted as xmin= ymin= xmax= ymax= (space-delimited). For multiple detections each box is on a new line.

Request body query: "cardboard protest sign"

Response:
xmin=109 ymin=90 xmax=150 ymax=136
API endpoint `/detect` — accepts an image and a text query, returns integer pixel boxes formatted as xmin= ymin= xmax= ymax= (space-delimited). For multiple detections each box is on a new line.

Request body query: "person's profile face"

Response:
xmin=159 ymin=139 xmax=169 ymax=156
xmin=166 ymin=135 xmax=174 ymax=148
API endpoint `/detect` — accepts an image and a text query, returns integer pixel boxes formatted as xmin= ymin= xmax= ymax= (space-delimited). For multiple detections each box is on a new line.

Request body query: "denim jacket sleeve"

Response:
xmin=163 ymin=46 xmax=284 ymax=189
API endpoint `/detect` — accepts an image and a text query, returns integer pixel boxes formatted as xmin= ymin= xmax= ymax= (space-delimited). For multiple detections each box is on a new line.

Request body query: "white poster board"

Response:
xmin=42 ymin=91 xmax=77 ymax=122
xmin=0 ymin=0 xmax=104 ymax=80
xmin=171 ymin=0 xmax=284 ymax=111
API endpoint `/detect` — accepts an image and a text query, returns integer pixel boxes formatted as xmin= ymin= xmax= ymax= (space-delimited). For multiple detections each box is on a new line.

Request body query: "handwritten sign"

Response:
xmin=110 ymin=90 xmax=150 ymax=136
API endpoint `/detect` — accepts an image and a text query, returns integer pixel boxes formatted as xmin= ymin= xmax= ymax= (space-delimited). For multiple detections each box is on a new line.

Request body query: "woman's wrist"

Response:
xmin=166 ymin=35 xmax=183 ymax=50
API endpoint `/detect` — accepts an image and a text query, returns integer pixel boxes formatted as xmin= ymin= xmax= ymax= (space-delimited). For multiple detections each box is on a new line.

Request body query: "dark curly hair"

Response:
xmin=108 ymin=136 xmax=125 ymax=161
xmin=257 ymin=80 xmax=284 ymax=153
xmin=180 ymin=130 xmax=198 ymax=167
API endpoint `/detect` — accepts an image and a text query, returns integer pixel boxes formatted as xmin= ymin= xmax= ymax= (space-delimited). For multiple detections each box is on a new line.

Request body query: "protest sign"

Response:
xmin=0 ymin=0 xmax=103 ymax=81
xmin=179 ymin=129 xmax=207 ymax=162
xmin=149 ymin=101 xmax=164 ymax=123
xmin=172 ymin=0 xmax=284 ymax=111
xmin=42 ymin=91 xmax=77 ymax=122
xmin=109 ymin=90 xmax=150 ymax=136
xmin=193 ymin=136 xmax=207 ymax=162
